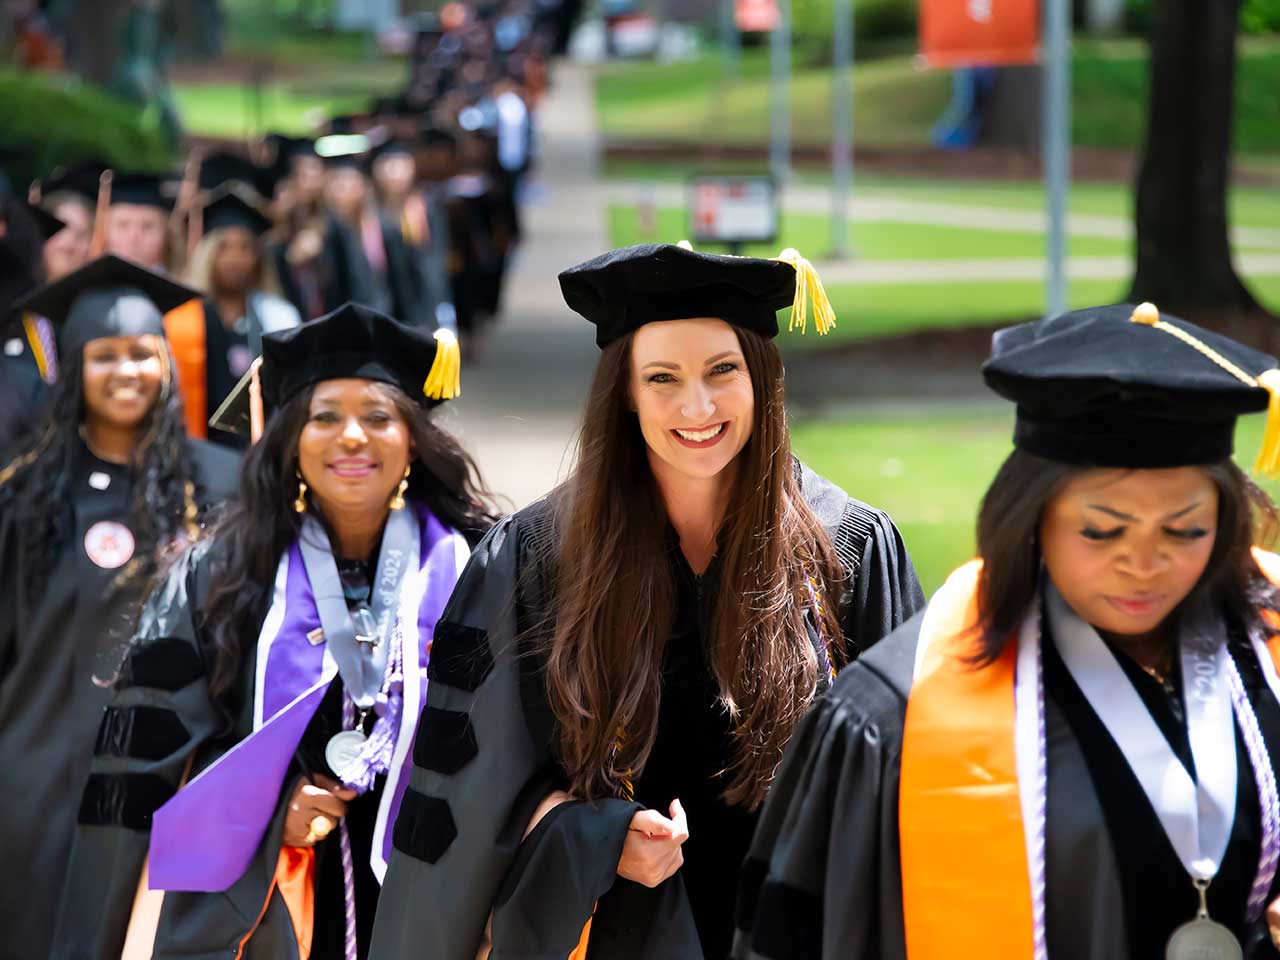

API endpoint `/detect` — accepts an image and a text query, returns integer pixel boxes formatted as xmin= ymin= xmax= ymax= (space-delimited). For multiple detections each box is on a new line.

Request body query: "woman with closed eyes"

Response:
xmin=736 ymin=302 xmax=1280 ymax=960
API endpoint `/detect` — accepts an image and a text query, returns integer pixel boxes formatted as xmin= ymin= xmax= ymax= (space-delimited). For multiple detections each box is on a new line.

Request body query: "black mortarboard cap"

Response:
xmin=26 ymin=201 xmax=67 ymax=241
xmin=370 ymin=138 xmax=415 ymax=163
xmin=267 ymin=134 xmax=318 ymax=162
xmin=14 ymin=254 xmax=197 ymax=356
xmin=109 ymin=171 xmax=179 ymax=210
xmin=200 ymin=187 xmax=274 ymax=237
xmin=40 ymin=159 xmax=108 ymax=203
xmin=198 ymin=150 xmax=276 ymax=199
xmin=210 ymin=301 xmax=461 ymax=437
xmin=983 ymin=302 xmax=1280 ymax=472
xmin=558 ymin=243 xmax=835 ymax=349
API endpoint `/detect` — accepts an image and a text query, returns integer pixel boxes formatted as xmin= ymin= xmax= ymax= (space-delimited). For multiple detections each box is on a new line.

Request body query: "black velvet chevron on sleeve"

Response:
xmin=93 ymin=705 xmax=191 ymax=762
xmin=78 ymin=773 xmax=176 ymax=831
xmin=427 ymin=621 xmax=494 ymax=691
xmin=118 ymin=636 xmax=205 ymax=691
xmin=392 ymin=790 xmax=458 ymax=864
xmin=412 ymin=707 xmax=479 ymax=774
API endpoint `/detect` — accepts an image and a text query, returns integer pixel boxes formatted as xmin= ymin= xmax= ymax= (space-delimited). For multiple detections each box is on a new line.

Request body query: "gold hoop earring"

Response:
xmin=389 ymin=465 xmax=410 ymax=511
xmin=294 ymin=470 xmax=308 ymax=514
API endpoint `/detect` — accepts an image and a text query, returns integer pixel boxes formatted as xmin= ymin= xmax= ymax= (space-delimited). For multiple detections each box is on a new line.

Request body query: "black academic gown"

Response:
xmin=369 ymin=463 xmax=923 ymax=960
xmin=0 ymin=436 xmax=239 ymax=960
xmin=733 ymin=598 xmax=1280 ymax=960
xmin=50 ymin=516 xmax=460 ymax=960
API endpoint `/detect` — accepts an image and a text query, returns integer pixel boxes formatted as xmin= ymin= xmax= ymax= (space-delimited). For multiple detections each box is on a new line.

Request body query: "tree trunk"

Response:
xmin=1127 ymin=0 xmax=1264 ymax=319
xmin=64 ymin=0 xmax=132 ymax=87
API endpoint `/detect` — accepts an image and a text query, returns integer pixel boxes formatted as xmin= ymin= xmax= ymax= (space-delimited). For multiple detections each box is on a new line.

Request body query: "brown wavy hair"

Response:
xmin=972 ymin=449 xmax=1280 ymax=665
xmin=544 ymin=326 xmax=844 ymax=810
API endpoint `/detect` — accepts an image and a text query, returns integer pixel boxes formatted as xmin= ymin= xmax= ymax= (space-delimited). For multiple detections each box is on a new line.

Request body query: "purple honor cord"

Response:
xmin=1021 ymin=608 xmax=1280 ymax=956
xmin=331 ymin=617 xmax=405 ymax=960
xmin=340 ymin=692 xmax=359 ymax=960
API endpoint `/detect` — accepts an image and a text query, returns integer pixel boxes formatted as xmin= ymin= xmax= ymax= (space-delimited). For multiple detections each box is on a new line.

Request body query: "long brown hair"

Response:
xmin=973 ymin=449 xmax=1280 ymax=665
xmin=544 ymin=326 xmax=844 ymax=810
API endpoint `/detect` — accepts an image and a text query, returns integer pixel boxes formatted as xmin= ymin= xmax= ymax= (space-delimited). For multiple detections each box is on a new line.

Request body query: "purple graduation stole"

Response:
xmin=149 ymin=504 xmax=467 ymax=891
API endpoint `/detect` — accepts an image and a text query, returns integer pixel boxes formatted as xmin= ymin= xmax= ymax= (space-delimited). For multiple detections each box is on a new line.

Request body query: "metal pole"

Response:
xmin=769 ymin=0 xmax=791 ymax=184
xmin=1043 ymin=0 xmax=1071 ymax=317
xmin=721 ymin=0 xmax=739 ymax=83
xmin=830 ymin=0 xmax=853 ymax=258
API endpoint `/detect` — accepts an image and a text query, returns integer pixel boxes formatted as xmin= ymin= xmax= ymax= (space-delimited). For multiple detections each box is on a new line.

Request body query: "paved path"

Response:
xmin=607 ymin=181 xmax=1280 ymax=255
xmin=444 ymin=64 xmax=609 ymax=510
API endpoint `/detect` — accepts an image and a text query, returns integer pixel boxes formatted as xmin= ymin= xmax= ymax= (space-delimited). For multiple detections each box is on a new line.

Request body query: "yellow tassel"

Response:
xmin=22 ymin=314 xmax=50 ymax=382
xmin=1129 ymin=301 xmax=1280 ymax=477
xmin=1254 ymin=370 xmax=1280 ymax=477
xmin=774 ymin=248 xmax=836 ymax=336
xmin=423 ymin=328 xmax=462 ymax=401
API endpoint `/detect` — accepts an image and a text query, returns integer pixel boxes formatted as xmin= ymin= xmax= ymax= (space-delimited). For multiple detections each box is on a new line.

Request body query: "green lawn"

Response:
xmin=607 ymin=197 xmax=1280 ymax=342
xmin=791 ymin=408 xmax=1280 ymax=594
xmin=596 ymin=38 xmax=1280 ymax=156
xmin=608 ymin=203 xmax=1132 ymax=260
xmin=173 ymin=82 xmax=387 ymax=138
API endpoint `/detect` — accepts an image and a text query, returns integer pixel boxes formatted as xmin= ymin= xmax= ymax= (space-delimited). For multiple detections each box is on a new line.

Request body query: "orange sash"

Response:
xmin=899 ymin=551 xmax=1280 ymax=959
xmin=233 ymin=846 xmax=315 ymax=960
xmin=163 ymin=298 xmax=207 ymax=438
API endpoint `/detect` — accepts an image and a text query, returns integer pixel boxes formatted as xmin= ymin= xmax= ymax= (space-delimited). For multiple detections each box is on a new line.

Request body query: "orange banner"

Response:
xmin=919 ymin=0 xmax=1039 ymax=68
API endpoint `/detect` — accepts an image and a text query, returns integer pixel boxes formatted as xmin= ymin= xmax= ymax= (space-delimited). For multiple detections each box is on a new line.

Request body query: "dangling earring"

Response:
xmin=294 ymin=470 xmax=308 ymax=514
xmin=389 ymin=465 xmax=410 ymax=511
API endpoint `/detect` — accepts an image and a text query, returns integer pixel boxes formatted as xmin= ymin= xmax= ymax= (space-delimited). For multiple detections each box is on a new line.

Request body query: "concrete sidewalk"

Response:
xmin=446 ymin=63 xmax=609 ymax=511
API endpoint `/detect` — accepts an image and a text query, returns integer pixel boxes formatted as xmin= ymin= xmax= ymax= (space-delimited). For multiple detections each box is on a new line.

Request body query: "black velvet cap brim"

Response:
xmin=983 ymin=303 xmax=1275 ymax=468
xmin=559 ymin=243 xmax=797 ymax=348
xmin=201 ymin=191 xmax=273 ymax=237
xmin=108 ymin=172 xmax=178 ymax=211
xmin=14 ymin=254 xmax=197 ymax=327
xmin=213 ymin=301 xmax=447 ymax=436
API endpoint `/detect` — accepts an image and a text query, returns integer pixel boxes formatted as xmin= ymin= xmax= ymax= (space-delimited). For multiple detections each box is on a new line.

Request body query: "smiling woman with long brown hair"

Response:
xmin=737 ymin=303 xmax=1280 ymax=960
xmin=372 ymin=243 xmax=924 ymax=960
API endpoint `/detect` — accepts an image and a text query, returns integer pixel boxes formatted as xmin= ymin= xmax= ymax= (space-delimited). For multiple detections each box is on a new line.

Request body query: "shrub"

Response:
xmin=0 ymin=69 xmax=175 ymax=186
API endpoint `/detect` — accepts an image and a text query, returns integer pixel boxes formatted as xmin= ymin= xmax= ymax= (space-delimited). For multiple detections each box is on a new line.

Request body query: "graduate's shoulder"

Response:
xmin=796 ymin=459 xmax=905 ymax=556
xmin=183 ymin=437 xmax=242 ymax=503
xmin=824 ymin=608 xmax=922 ymax=735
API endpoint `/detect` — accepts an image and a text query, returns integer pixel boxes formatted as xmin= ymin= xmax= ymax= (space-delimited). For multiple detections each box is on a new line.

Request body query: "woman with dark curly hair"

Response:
xmin=372 ymin=244 xmax=924 ymax=960
xmin=54 ymin=302 xmax=497 ymax=960
xmin=737 ymin=303 xmax=1280 ymax=960
xmin=0 ymin=255 xmax=240 ymax=960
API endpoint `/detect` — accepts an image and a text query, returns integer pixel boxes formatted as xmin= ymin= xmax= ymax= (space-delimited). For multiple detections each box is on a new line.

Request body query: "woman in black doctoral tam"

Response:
xmin=0 ymin=255 xmax=240 ymax=960
xmin=735 ymin=303 xmax=1280 ymax=960
xmin=371 ymin=243 xmax=925 ymax=960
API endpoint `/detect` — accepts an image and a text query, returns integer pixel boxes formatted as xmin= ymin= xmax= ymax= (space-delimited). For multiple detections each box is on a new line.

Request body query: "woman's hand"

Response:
xmin=616 ymin=799 xmax=689 ymax=888
xmin=1267 ymin=896 xmax=1280 ymax=949
xmin=286 ymin=228 xmax=322 ymax=265
xmin=283 ymin=773 xmax=358 ymax=848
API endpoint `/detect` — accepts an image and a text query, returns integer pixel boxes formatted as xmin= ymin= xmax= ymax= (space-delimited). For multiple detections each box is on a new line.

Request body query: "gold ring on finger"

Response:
xmin=310 ymin=815 xmax=334 ymax=840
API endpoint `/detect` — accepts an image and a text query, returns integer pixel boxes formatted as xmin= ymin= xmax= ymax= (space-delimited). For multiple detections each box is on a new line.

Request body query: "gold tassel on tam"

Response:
xmin=1254 ymin=370 xmax=1280 ymax=477
xmin=774 ymin=248 xmax=836 ymax=336
xmin=1129 ymin=301 xmax=1280 ymax=476
xmin=423 ymin=328 xmax=462 ymax=401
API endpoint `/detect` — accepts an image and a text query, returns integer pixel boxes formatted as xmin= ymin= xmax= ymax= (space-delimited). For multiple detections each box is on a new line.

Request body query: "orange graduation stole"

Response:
xmin=899 ymin=551 xmax=1280 ymax=959
xmin=163 ymin=298 xmax=208 ymax=438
